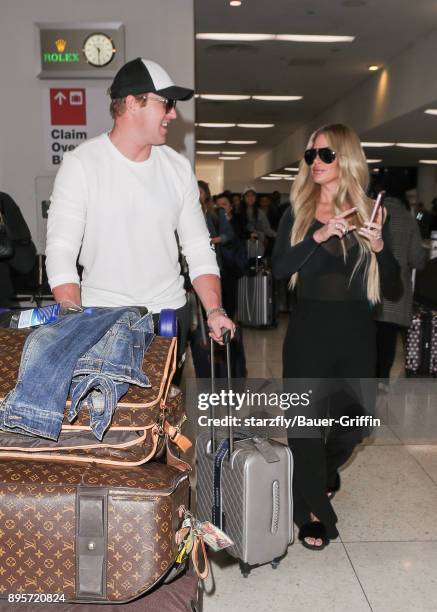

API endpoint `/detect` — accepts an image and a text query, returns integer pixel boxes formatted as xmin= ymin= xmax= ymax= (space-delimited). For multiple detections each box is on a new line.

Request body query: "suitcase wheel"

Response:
xmin=159 ymin=309 xmax=177 ymax=337
xmin=239 ymin=561 xmax=251 ymax=578
xmin=271 ymin=558 xmax=281 ymax=569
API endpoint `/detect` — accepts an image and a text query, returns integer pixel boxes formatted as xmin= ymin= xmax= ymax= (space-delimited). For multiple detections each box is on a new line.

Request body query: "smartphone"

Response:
xmin=369 ymin=190 xmax=386 ymax=224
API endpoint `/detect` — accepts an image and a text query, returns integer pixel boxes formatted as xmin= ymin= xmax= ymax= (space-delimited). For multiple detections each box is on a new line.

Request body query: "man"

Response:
xmin=46 ymin=58 xmax=234 ymax=380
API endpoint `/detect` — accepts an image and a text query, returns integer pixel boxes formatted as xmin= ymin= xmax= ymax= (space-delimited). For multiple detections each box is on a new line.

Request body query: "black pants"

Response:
xmin=283 ymin=301 xmax=376 ymax=539
xmin=152 ymin=301 xmax=190 ymax=386
xmin=375 ymin=321 xmax=405 ymax=379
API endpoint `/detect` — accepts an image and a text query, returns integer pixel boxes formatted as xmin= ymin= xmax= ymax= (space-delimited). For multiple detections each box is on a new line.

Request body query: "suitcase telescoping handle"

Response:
xmin=210 ymin=328 xmax=233 ymax=458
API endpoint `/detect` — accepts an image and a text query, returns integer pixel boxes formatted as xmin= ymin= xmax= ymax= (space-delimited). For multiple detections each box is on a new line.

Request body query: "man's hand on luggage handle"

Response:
xmin=207 ymin=311 xmax=236 ymax=344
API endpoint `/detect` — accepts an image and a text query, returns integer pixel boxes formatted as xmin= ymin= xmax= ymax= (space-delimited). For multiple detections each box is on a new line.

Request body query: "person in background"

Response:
xmin=272 ymin=123 xmax=401 ymax=551
xmin=414 ymin=202 xmax=433 ymax=239
xmin=232 ymin=193 xmax=242 ymax=213
xmin=374 ymin=192 xmax=426 ymax=382
xmin=215 ymin=191 xmax=248 ymax=318
xmin=0 ymin=191 xmax=36 ymax=308
xmin=239 ymin=187 xmax=276 ymax=259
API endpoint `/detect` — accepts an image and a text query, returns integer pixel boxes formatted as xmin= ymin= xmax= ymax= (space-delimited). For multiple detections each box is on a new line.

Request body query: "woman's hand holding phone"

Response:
xmin=358 ymin=192 xmax=385 ymax=253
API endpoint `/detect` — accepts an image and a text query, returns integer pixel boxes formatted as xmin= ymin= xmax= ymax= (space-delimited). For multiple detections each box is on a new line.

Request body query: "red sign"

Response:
xmin=50 ymin=88 xmax=86 ymax=125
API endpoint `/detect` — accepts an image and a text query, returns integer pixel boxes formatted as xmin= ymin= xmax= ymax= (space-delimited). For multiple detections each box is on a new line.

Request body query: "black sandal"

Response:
xmin=327 ymin=473 xmax=341 ymax=500
xmin=298 ymin=521 xmax=329 ymax=551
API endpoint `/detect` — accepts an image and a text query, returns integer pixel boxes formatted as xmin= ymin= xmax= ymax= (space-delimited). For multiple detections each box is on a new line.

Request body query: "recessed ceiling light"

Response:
xmin=276 ymin=34 xmax=355 ymax=43
xmin=284 ymin=177 xmax=296 ymax=180
xmin=284 ymin=167 xmax=299 ymax=171
xmin=361 ymin=142 xmax=394 ymax=147
xmin=237 ymin=123 xmax=274 ymax=128
xmin=229 ymin=0 xmax=242 ymax=5
xmin=219 ymin=156 xmax=241 ymax=160
xmin=196 ymin=123 xmax=236 ymax=128
xmin=221 ymin=151 xmax=246 ymax=155
xmin=396 ymin=143 xmax=437 ymax=148
xmin=368 ymin=65 xmax=379 ymax=71
xmin=419 ymin=159 xmax=437 ymax=164
xmin=252 ymin=95 xmax=303 ymax=101
xmin=261 ymin=176 xmax=283 ymax=180
xmin=196 ymin=33 xmax=275 ymax=42
xmin=196 ymin=140 xmax=227 ymax=144
xmin=366 ymin=159 xmax=383 ymax=163
xmin=228 ymin=140 xmax=258 ymax=144
xmin=199 ymin=94 xmax=251 ymax=101
xmin=424 ymin=109 xmax=437 ymax=116
xmin=196 ymin=151 xmax=221 ymax=155
xmin=269 ymin=173 xmax=292 ymax=178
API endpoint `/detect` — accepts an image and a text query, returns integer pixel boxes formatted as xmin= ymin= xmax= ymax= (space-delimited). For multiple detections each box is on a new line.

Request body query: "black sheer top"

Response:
xmin=272 ymin=208 xmax=402 ymax=301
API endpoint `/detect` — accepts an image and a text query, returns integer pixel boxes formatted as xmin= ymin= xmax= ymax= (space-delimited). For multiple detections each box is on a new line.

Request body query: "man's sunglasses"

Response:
xmin=304 ymin=147 xmax=337 ymax=165
xmin=139 ymin=94 xmax=177 ymax=114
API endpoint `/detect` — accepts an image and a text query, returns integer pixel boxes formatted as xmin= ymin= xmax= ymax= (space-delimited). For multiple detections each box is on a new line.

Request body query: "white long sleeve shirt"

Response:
xmin=46 ymin=133 xmax=219 ymax=312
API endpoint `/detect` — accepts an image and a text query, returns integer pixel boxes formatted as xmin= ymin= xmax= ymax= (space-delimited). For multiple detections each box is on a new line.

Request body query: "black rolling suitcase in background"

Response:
xmin=190 ymin=295 xmax=247 ymax=378
xmin=405 ymin=306 xmax=437 ymax=376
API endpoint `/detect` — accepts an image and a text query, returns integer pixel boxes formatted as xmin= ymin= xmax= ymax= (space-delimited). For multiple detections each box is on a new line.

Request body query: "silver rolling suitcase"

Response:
xmin=196 ymin=333 xmax=293 ymax=577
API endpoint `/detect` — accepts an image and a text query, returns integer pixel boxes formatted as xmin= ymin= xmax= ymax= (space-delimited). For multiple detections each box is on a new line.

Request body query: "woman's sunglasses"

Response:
xmin=304 ymin=147 xmax=337 ymax=165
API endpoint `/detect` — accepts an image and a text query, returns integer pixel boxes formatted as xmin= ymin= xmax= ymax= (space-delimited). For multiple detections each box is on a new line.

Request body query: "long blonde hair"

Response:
xmin=290 ymin=123 xmax=380 ymax=303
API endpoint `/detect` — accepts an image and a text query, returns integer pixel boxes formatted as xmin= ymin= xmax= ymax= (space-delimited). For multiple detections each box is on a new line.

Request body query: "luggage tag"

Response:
xmin=197 ymin=521 xmax=234 ymax=552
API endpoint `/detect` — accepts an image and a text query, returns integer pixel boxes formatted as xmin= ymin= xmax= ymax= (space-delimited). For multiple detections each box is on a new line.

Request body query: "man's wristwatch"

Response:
xmin=206 ymin=307 xmax=227 ymax=318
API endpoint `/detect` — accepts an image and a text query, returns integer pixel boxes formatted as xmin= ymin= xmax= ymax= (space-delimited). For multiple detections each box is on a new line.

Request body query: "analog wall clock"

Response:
xmin=83 ymin=32 xmax=116 ymax=67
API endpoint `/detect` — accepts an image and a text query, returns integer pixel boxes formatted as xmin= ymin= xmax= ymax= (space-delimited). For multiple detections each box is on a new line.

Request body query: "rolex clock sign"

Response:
xmin=38 ymin=22 xmax=125 ymax=78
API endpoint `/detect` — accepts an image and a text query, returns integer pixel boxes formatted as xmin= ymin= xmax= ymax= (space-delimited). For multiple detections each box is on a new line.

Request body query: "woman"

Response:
xmin=239 ymin=187 xmax=276 ymax=259
xmin=272 ymin=124 xmax=401 ymax=550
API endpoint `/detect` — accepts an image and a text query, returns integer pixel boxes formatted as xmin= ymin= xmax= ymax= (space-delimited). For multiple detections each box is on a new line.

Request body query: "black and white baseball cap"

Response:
xmin=109 ymin=57 xmax=194 ymax=101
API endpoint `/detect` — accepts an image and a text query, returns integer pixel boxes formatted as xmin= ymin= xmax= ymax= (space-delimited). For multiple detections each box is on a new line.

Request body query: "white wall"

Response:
xmin=195 ymin=158 xmax=224 ymax=195
xmin=0 ymin=0 xmax=195 ymax=251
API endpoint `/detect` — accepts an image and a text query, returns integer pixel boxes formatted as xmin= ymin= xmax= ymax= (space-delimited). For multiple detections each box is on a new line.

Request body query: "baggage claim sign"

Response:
xmin=49 ymin=88 xmax=87 ymax=165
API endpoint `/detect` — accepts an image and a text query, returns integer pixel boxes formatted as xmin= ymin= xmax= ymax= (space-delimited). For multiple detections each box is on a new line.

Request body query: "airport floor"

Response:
xmin=182 ymin=315 xmax=437 ymax=612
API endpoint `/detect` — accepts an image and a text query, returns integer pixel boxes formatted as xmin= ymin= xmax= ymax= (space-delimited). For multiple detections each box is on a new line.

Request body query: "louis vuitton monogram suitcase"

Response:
xmin=0 ymin=329 xmax=191 ymax=466
xmin=0 ymin=454 xmax=193 ymax=605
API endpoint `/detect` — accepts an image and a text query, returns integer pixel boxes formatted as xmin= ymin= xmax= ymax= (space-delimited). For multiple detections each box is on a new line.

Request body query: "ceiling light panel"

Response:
xmin=269 ymin=173 xmax=292 ymax=178
xmin=396 ymin=143 xmax=437 ymax=148
xmin=237 ymin=123 xmax=274 ymax=128
xmin=228 ymin=140 xmax=258 ymax=144
xmin=199 ymin=94 xmax=251 ymax=101
xmin=419 ymin=159 xmax=437 ymax=164
xmin=196 ymin=140 xmax=227 ymax=144
xmin=196 ymin=33 xmax=275 ymax=42
xmin=219 ymin=156 xmax=241 ymax=160
xmin=366 ymin=159 xmax=383 ymax=163
xmin=261 ymin=176 xmax=283 ymax=180
xmin=252 ymin=95 xmax=302 ymax=101
xmin=424 ymin=109 xmax=437 ymax=116
xmin=221 ymin=151 xmax=246 ymax=155
xmin=196 ymin=33 xmax=355 ymax=43
xmin=196 ymin=151 xmax=221 ymax=155
xmin=196 ymin=123 xmax=236 ymax=128
xmin=284 ymin=167 xmax=299 ymax=171
xmin=361 ymin=142 xmax=394 ymax=147
xmin=276 ymin=34 xmax=355 ymax=42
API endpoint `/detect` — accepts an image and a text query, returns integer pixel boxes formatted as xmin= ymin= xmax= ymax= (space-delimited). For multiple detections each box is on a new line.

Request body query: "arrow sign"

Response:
xmin=54 ymin=91 xmax=67 ymax=105
xmin=50 ymin=88 xmax=86 ymax=125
